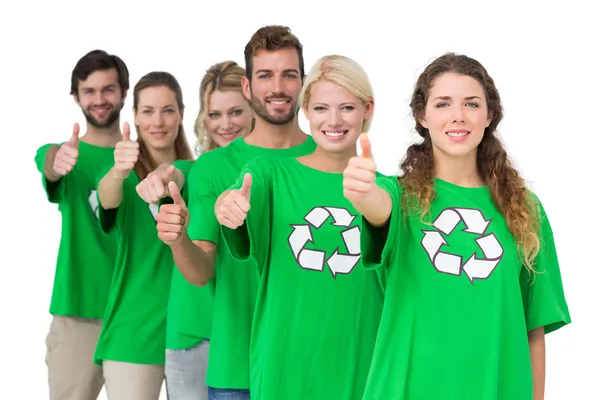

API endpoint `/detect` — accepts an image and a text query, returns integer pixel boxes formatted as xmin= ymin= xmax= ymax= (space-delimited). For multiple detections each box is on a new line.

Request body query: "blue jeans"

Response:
xmin=208 ymin=387 xmax=250 ymax=400
xmin=165 ymin=340 xmax=210 ymax=400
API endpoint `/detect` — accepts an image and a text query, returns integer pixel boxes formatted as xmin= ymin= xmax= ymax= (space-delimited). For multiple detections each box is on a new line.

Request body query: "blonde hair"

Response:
xmin=194 ymin=61 xmax=249 ymax=154
xmin=299 ymin=54 xmax=374 ymax=132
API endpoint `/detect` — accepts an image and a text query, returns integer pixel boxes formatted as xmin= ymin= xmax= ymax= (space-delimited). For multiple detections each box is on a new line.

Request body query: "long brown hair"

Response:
xmin=402 ymin=53 xmax=541 ymax=273
xmin=132 ymin=71 xmax=194 ymax=180
xmin=194 ymin=61 xmax=252 ymax=154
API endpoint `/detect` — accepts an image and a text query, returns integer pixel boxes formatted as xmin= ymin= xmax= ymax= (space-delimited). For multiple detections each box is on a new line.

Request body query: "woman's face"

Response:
xmin=134 ymin=85 xmax=182 ymax=150
xmin=205 ymin=90 xmax=253 ymax=148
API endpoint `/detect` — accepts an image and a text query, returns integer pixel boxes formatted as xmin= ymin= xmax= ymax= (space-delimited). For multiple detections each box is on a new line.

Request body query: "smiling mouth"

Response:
xmin=150 ymin=131 xmax=167 ymax=137
xmin=446 ymin=130 xmax=470 ymax=138
xmin=267 ymin=99 xmax=290 ymax=106
xmin=218 ymin=130 xmax=241 ymax=139
xmin=323 ymin=130 xmax=348 ymax=140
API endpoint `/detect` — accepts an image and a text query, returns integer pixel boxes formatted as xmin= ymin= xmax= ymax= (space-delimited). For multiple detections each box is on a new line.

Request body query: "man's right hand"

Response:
xmin=214 ymin=173 xmax=252 ymax=229
xmin=49 ymin=123 xmax=80 ymax=180
xmin=113 ymin=122 xmax=139 ymax=180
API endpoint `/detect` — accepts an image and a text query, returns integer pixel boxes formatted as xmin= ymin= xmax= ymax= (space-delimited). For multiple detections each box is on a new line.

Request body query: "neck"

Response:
xmin=434 ymin=150 xmax=484 ymax=187
xmin=244 ymin=116 xmax=307 ymax=149
xmin=148 ymin=146 xmax=177 ymax=167
xmin=299 ymin=146 xmax=356 ymax=173
xmin=80 ymin=119 xmax=123 ymax=147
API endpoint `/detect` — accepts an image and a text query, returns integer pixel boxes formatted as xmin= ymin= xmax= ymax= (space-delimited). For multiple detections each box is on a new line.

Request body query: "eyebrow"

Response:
xmin=432 ymin=96 xmax=484 ymax=101
xmin=255 ymin=68 xmax=300 ymax=75
xmin=209 ymin=104 xmax=244 ymax=112
xmin=81 ymin=83 xmax=117 ymax=91
xmin=142 ymin=104 xmax=176 ymax=109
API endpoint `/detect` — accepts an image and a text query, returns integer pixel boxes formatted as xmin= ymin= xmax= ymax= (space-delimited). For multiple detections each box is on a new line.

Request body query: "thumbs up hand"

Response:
xmin=136 ymin=164 xmax=178 ymax=204
xmin=214 ymin=173 xmax=252 ymax=229
xmin=113 ymin=122 xmax=139 ymax=180
xmin=156 ymin=181 xmax=189 ymax=246
xmin=52 ymin=122 xmax=80 ymax=177
xmin=343 ymin=133 xmax=378 ymax=204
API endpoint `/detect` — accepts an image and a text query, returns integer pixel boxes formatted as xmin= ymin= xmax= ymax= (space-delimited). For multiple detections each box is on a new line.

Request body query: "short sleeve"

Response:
xmin=35 ymin=143 xmax=64 ymax=204
xmin=187 ymin=157 xmax=220 ymax=244
xmin=96 ymin=163 xmax=131 ymax=235
xmin=520 ymin=198 xmax=571 ymax=334
xmin=360 ymin=175 xmax=403 ymax=271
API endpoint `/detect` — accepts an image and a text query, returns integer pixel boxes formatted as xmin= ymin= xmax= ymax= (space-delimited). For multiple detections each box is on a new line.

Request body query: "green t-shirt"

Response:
xmin=93 ymin=160 xmax=190 ymax=365
xmin=187 ymin=135 xmax=317 ymax=389
xmin=360 ymin=176 xmax=572 ymax=400
xmin=165 ymin=160 xmax=215 ymax=350
xmin=34 ymin=142 xmax=117 ymax=319
xmin=221 ymin=157 xmax=384 ymax=400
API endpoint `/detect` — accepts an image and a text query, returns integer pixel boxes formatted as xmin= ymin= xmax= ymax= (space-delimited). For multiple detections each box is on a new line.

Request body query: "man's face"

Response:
xmin=243 ymin=48 xmax=302 ymax=125
xmin=75 ymin=68 xmax=125 ymax=128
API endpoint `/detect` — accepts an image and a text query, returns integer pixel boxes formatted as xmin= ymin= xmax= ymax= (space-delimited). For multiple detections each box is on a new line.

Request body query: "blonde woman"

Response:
xmin=213 ymin=55 xmax=384 ymax=400
xmin=135 ymin=61 xmax=254 ymax=400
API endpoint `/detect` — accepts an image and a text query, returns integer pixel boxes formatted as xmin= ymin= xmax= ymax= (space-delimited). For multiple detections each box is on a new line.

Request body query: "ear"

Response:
xmin=485 ymin=111 xmax=493 ymax=128
xmin=121 ymin=89 xmax=128 ymax=101
xmin=241 ymin=76 xmax=251 ymax=101
xmin=363 ymin=97 xmax=375 ymax=121
xmin=418 ymin=113 xmax=429 ymax=130
xmin=133 ymin=107 xmax=139 ymax=126
xmin=73 ymin=93 xmax=81 ymax=106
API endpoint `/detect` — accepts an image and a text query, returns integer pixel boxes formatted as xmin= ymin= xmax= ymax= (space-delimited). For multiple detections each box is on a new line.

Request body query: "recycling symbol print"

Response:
xmin=288 ymin=206 xmax=361 ymax=278
xmin=88 ymin=189 xmax=159 ymax=221
xmin=421 ymin=207 xmax=504 ymax=283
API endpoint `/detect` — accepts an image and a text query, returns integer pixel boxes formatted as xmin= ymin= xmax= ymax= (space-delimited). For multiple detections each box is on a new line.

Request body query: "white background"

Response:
xmin=1 ymin=0 xmax=598 ymax=398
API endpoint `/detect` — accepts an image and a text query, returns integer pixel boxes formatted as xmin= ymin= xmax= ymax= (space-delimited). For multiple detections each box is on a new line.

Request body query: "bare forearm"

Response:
xmin=43 ymin=145 xmax=61 ymax=182
xmin=171 ymin=236 xmax=216 ymax=287
xmin=529 ymin=327 xmax=546 ymax=400
xmin=98 ymin=167 xmax=126 ymax=209
xmin=354 ymin=187 xmax=392 ymax=227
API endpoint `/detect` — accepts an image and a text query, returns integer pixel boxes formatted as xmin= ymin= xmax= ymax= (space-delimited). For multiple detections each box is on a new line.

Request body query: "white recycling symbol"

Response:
xmin=88 ymin=189 xmax=159 ymax=221
xmin=89 ymin=189 xmax=100 ymax=219
xmin=288 ymin=206 xmax=361 ymax=278
xmin=421 ymin=207 xmax=504 ymax=283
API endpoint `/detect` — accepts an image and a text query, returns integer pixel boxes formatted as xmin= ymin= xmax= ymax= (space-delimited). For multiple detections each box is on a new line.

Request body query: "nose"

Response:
xmin=327 ymin=109 xmax=343 ymax=127
xmin=452 ymin=105 xmax=465 ymax=123
xmin=152 ymin=111 xmax=164 ymax=126
xmin=272 ymin=75 xmax=283 ymax=93
xmin=221 ymin=115 xmax=233 ymax=131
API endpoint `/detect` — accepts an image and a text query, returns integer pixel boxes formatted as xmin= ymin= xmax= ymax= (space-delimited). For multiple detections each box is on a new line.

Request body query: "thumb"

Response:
xmin=122 ymin=122 xmax=131 ymax=141
xmin=239 ymin=173 xmax=252 ymax=199
xmin=359 ymin=133 xmax=373 ymax=160
xmin=168 ymin=181 xmax=185 ymax=206
xmin=69 ymin=123 xmax=80 ymax=147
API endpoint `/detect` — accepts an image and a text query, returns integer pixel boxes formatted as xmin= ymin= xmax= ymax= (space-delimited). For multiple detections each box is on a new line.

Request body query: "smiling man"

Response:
xmin=157 ymin=26 xmax=316 ymax=400
xmin=34 ymin=49 xmax=129 ymax=400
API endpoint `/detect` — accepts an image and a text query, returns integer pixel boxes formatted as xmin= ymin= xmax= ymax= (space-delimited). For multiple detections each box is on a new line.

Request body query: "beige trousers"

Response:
xmin=45 ymin=315 xmax=104 ymax=400
xmin=103 ymin=361 xmax=165 ymax=400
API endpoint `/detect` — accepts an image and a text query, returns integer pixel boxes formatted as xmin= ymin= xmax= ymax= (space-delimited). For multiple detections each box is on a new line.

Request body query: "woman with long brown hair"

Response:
xmin=95 ymin=71 xmax=193 ymax=399
xmin=343 ymin=53 xmax=571 ymax=399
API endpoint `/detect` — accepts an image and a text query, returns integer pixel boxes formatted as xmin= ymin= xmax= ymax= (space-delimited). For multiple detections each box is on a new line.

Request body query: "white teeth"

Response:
xmin=269 ymin=101 xmax=287 ymax=105
xmin=447 ymin=131 xmax=469 ymax=137
xmin=325 ymin=131 xmax=345 ymax=137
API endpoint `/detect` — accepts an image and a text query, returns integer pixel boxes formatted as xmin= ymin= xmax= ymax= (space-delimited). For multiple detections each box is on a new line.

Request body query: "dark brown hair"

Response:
xmin=243 ymin=25 xmax=304 ymax=82
xmin=70 ymin=50 xmax=129 ymax=97
xmin=402 ymin=52 xmax=541 ymax=272
xmin=132 ymin=71 xmax=194 ymax=181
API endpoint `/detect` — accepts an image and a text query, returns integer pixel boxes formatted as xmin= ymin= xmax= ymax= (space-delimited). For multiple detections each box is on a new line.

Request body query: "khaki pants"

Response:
xmin=103 ymin=361 xmax=165 ymax=400
xmin=45 ymin=315 xmax=104 ymax=400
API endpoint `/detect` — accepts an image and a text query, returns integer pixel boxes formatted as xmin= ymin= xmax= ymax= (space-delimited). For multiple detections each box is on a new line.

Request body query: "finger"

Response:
xmin=359 ymin=133 xmax=373 ymax=160
xmin=233 ymin=194 xmax=251 ymax=214
xmin=61 ymin=145 xmax=79 ymax=159
xmin=219 ymin=214 xmax=242 ymax=230
xmin=54 ymin=159 xmax=74 ymax=173
xmin=165 ymin=165 xmax=176 ymax=181
xmin=69 ymin=123 xmax=80 ymax=147
xmin=344 ymin=167 xmax=376 ymax=183
xmin=347 ymin=156 xmax=377 ymax=173
xmin=158 ymin=232 xmax=180 ymax=243
xmin=168 ymin=181 xmax=185 ymax=206
xmin=342 ymin=178 xmax=374 ymax=193
xmin=239 ymin=173 xmax=252 ymax=199
xmin=150 ymin=178 xmax=167 ymax=200
xmin=122 ymin=122 xmax=131 ymax=141
xmin=158 ymin=204 xmax=188 ymax=219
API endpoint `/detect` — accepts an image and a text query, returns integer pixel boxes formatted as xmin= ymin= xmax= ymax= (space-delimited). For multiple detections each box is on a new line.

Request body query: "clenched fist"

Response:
xmin=52 ymin=123 xmax=80 ymax=177
xmin=343 ymin=133 xmax=378 ymax=204
xmin=157 ymin=181 xmax=189 ymax=246
xmin=113 ymin=122 xmax=138 ymax=179
xmin=215 ymin=173 xmax=252 ymax=229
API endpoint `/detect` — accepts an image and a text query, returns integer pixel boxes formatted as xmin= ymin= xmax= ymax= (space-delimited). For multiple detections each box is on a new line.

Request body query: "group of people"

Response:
xmin=36 ymin=24 xmax=571 ymax=400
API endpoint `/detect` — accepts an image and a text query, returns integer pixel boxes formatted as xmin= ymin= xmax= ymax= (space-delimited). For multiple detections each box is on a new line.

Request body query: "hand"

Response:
xmin=52 ymin=123 xmax=80 ymax=177
xmin=214 ymin=173 xmax=252 ymax=229
xmin=343 ymin=133 xmax=378 ymax=204
xmin=157 ymin=181 xmax=189 ymax=246
xmin=113 ymin=122 xmax=138 ymax=179
xmin=136 ymin=165 xmax=177 ymax=204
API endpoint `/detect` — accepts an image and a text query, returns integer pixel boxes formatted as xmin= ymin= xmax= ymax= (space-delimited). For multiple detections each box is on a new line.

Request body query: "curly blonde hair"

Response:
xmin=401 ymin=53 xmax=541 ymax=273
